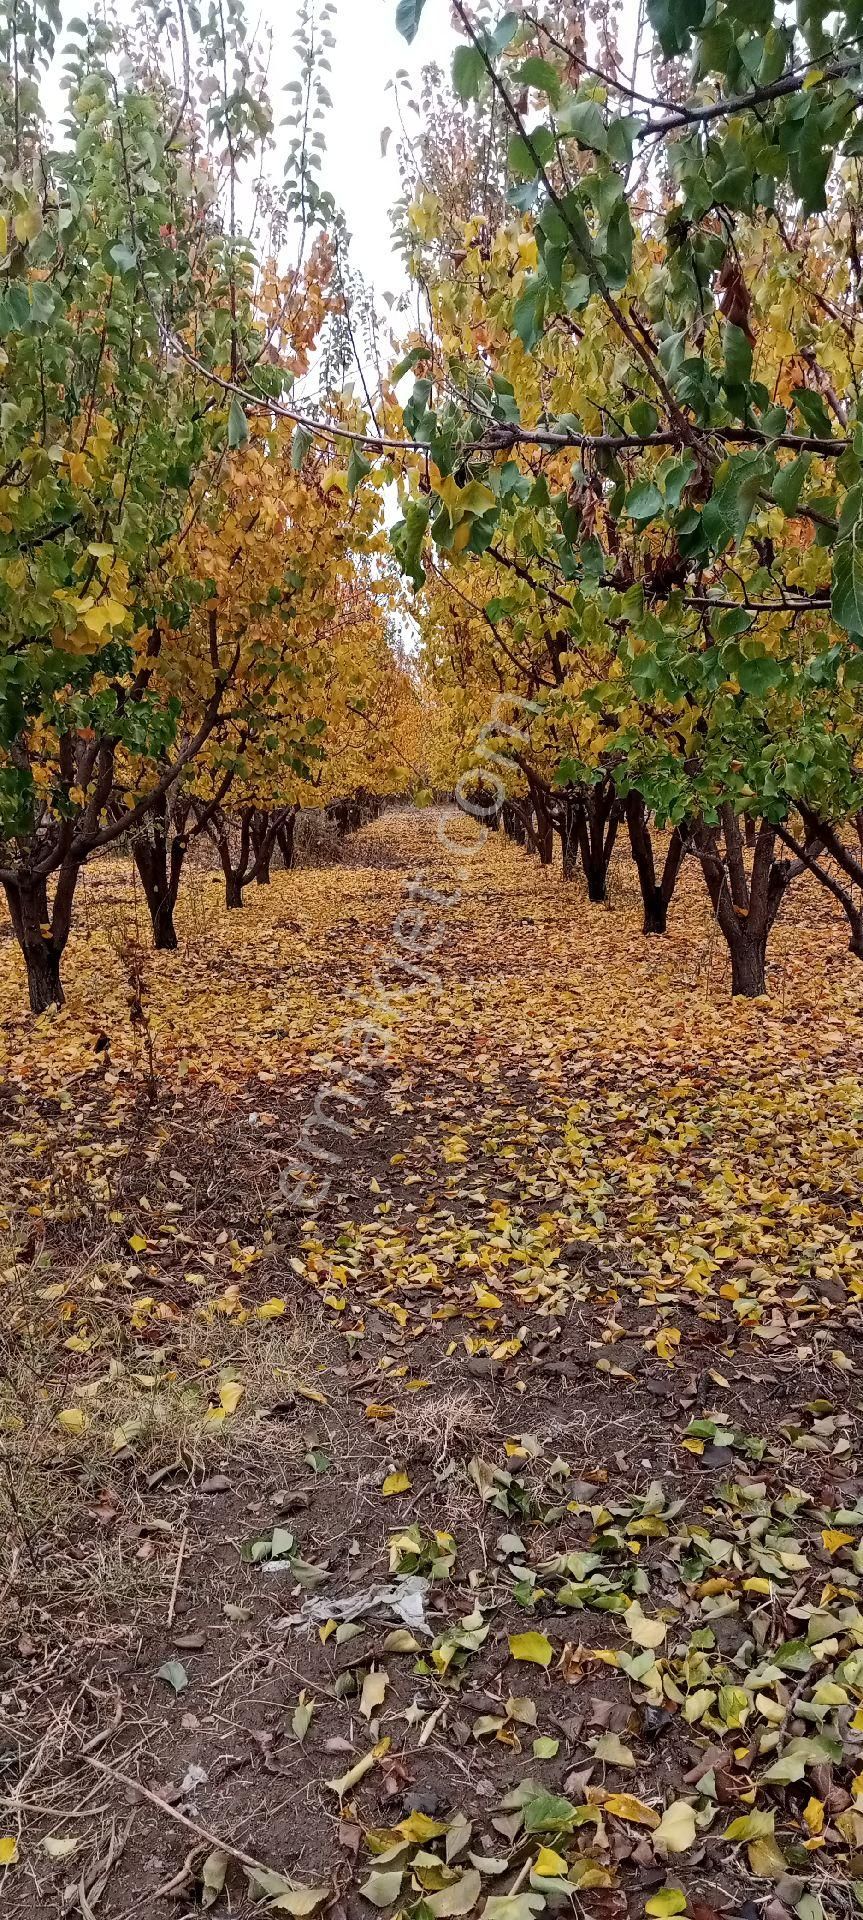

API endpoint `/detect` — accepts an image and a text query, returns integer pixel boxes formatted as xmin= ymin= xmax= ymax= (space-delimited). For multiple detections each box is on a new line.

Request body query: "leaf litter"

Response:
xmin=0 ymin=809 xmax=861 ymax=1918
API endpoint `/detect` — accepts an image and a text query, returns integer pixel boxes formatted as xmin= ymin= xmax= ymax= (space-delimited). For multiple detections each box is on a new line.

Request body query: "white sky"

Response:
xmin=264 ymin=0 xmax=458 ymax=309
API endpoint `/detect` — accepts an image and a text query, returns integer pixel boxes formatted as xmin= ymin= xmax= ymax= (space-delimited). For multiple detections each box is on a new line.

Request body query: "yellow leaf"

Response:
xmin=822 ymin=1529 xmax=853 ymax=1553
xmin=653 ymin=1801 xmax=696 ymax=1854
xmin=627 ymin=1609 xmax=667 ymax=1649
xmin=326 ymin=1738 xmax=390 ymax=1799
xmin=382 ymin=1471 xmax=412 ymax=1496
xmin=257 ymin=1297 xmax=287 ymax=1319
xmin=297 ymin=1385 xmax=328 ymax=1405
xmin=604 ymin=1794 xmax=660 ymax=1830
xmin=803 ymin=1797 xmax=824 ymax=1834
xmin=398 ymin=1811 xmax=448 ymax=1844
xmin=360 ymin=1669 xmax=389 ymax=1720
xmin=0 ymin=1837 xmax=18 ymax=1865
xmin=473 ymin=1284 xmax=501 ymax=1309
xmin=509 ymin=1632 xmax=553 ymax=1667
xmin=57 ymin=1408 xmax=87 ymax=1436
xmin=128 ymin=1233 xmax=147 ymax=1253
xmin=534 ymin=1848 xmax=567 ymax=1878
xmin=218 ymin=1381 xmax=245 ymax=1415
xmin=654 ymin=1328 xmax=680 ymax=1362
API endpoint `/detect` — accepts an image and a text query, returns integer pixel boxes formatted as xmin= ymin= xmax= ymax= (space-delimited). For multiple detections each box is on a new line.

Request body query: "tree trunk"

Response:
xmin=132 ymin=833 xmax=179 ymax=950
xmin=696 ymin=815 xmax=789 ymax=998
xmin=625 ymin=793 xmax=662 ymax=930
xmin=224 ymin=870 xmax=244 ymax=909
xmin=251 ymin=810 xmax=274 ymax=885
xmin=576 ymin=780 xmax=620 ymax=904
xmin=557 ymin=797 xmax=580 ymax=880
xmin=625 ymin=794 xmax=687 ymax=934
xmin=277 ymin=811 xmax=298 ymax=869
xmin=729 ymin=930 xmax=768 ymax=998
xmin=535 ymin=800 xmax=554 ymax=867
xmin=3 ymin=873 xmax=69 ymax=1012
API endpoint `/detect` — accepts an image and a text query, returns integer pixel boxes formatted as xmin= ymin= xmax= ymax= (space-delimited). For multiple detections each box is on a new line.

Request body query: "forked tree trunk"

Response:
xmin=555 ymin=795 xmax=580 ymax=880
xmin=277 ymin=809 xmax=298 ymax=869
xmin=625 ymin=794 xmax=687 ymax=934
xmin=133 ymin=831 xmax=180 ymax=950
xmin=697 ymin=812 xmax=796 ymax=997
xmin=576 ymin=781 xmax=621 ymax=903
xmin=2 ymin=859 xmax=81 ymax=1013
xmin=532 ymin=795 xmax=554 ymax=867
xmin=251 ymin=810 xmax=273 ymax=885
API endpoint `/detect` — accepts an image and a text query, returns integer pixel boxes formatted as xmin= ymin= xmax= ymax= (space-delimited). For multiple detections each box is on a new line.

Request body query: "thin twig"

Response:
xmin=82 ymin=1755 xmax=279 ymax=1878
xmin=166 ymin=1522 xmax=189 ymax=1628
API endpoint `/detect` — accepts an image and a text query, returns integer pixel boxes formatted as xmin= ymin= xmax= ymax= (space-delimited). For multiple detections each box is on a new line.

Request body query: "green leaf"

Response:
xmin=291 ymin=425 xmax=312 ymax=470
xmin=724 ymin=323 xmax=752 ymax=385
xmin=725 ymin=1810 xmax=774 ymax=1843
xmin=629 ymin=400 xmax=658 ymax=437
xmin=391 ymin=499 xmax=430 ymax=588
xmin=109 ymin=241 xmax=138 ymax=273
xmin=646 ymin=0 xmax=706 ymax=56
xmin=556 ymin=97 xmax=607 ymax=151
xmin=771 ymin=454 xmax=810 ymax=515
xmin=514 ymin=57 xmax=561 ymax=105
xmin=737 ymin=653 xmax=784 ymax=695
xmin=625 ymin=481 xmax=663 ymax=523
xmin=157 ymin=1659 xmax=188 ymax=1694
xmin=792 ymin=385 xmax=834 ymax=440
xmin=452 ymin=45 xmax=485 ymax=102
xmin=348 ymin=443 xmax=371 ymax=495
xmin=701 ymin=453 xmax=764 ymax=553
xmin=522 ymin=1789 xmax=577 ymax=1833
xmin=395 ymin=0 xmax=427 ymax=41
xmin=832 ymin=521 xmax=863 ymax=635
xmin=513 ymin=277 xmax=547 ymax=352
xmin=491 ymin=11 xmax=521 ymax=53
xmin=227 ymin=395 xmax=249 ymax=449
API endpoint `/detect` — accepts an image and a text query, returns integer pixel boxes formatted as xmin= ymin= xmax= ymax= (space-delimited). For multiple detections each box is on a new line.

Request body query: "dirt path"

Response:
xmin=1 ymin=808 xmax=862 ymax=1917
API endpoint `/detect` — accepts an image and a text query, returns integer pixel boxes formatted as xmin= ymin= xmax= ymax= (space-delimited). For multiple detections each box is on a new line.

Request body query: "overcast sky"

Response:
xmin=269 ymin=0 xmax=458 ymax=307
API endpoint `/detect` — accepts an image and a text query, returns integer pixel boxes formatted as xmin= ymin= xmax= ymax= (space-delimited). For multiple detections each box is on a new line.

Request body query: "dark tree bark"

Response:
xmin=624 ymin=794 xmax=687 ymax=934
xmin=696 ymin=810 xmax=800 ymax=997
xmin=277 ymin=808 xmax=299 ymax=869
xmin=2 ymin=857 xmax=81 ymax=1012
xmin=502 ymin=799 xmax=528 ymax=846
xmin=131 ymin=793 xmax=188 ymax=950
xmin=206 ymin=803 xmax=292 ymax=909
xmin=250 ymin=809 xmax=274 ymax=885
xmin=531 ymin=791 xmax=555 ymax=867
xmin=554 ymin=793 xmax=581 ymax=879
xmin=575 ymin=778 xmax=622 ymax=903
